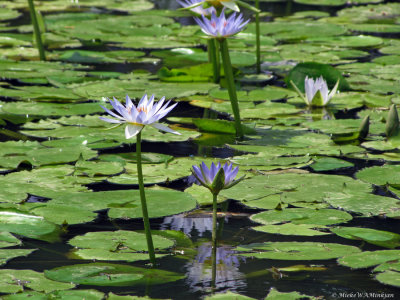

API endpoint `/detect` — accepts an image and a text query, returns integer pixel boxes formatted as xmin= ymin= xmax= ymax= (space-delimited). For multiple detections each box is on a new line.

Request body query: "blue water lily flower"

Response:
xmin=194 ymin=9 xmax=249 ymax=39
xmin=192 ymin=162 xmax=244 ymax=195
xmin=100 ymin=94 xmax=180 ymax=139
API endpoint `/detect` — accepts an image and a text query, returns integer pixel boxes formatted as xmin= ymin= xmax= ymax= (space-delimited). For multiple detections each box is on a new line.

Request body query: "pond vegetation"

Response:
xmin=0 ymin=0 xmax=400 ymax=299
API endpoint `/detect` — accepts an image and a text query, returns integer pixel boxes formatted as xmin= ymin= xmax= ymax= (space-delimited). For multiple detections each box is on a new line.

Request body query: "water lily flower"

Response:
xmin=194 ymin=9 xmax=249 ymax=39
xmin=192 ymin=162 xmax=243 ymax=195
xmin=206 ymin=0 xmax=239 ymax=12
xmin=177 ymin=0 xmax=216 ymax=15
xmin=291 ymin=76 xmax=339 ymax=107
xmin=100 ymin=94 xmax=180 ymax=139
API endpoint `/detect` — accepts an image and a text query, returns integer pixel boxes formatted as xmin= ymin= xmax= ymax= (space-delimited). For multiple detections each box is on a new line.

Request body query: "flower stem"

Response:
xmin=255 ymin=0 xmax=261 ymax=73
xmin=218 ymin=38 xmax=244 ymax=139
xmin=211 ymin=193 xmax=218 ymax=289
xmin=208 ymin=39 xmax=220 ymax=83
xmin=27 ymin=0 xmax=46 ymax=61
xmin=136 ymin=131 xmax=156 ymax=265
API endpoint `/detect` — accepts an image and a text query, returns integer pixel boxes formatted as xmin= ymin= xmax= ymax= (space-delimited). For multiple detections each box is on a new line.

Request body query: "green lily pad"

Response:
xmin=0 ymin=269 xmax=74 ymax=294
xmin=310 ymin=157 xmax=354 ymax=171
xmin=338 ymin=250 xmax=400 ymax=269
xmin=331 ymin=227 xmax=400 ymax=248
xmin=356 ymin=165 xmax=400 ymax=188
xmin=68 ymin=230 xmax=174 ymax=261
xmin=235 ymin=242 xmax=361 ymax=260
xmin=375 ymin=270 xmax=400 ymax=288
xmin=324 ymin=191 xmax=400 ymax=217
xmin=0 ymin=231 xmax=21 ymax=248
xmin=0 ymin=249 xmax=36 ymax=267
xmin=0 ymin=209 xmax=59 ymax=240
xmin=253 ymin=223 xmax=329 ymax=236
xmin=251 ymin=208 xmax=353 ymax=226
xmin=205 ymin=291 xmax=256 ymax=300
xmin=286 ymin=62 xmax=350 ymax=93
xmin=44 ymin=263 xmax=183 ymax=286
xmin=50 ymin=189 xmax=197 ymax=220
xmin=265 ymin=288 xmax=318 ymax=300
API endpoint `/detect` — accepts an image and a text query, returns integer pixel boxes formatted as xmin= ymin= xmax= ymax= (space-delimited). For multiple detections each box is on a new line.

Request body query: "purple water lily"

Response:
xmin=192 ymin=162 xmax=243 ymax=194
xmin=194 ymin=9 xmax=249 ymax=38
xmin=100 ymin=94 xmax=180 ymax=139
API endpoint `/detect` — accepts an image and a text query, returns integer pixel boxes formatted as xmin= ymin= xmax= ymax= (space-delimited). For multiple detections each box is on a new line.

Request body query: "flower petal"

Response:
xmin=125 ymin=124 xmax=143 ymax=139
xmin=151 ymin=123 xmax=181 ymax=135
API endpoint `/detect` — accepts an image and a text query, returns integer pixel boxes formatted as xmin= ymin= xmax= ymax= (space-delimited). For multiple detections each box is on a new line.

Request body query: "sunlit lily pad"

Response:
xmin=253 ymin=223 xmax=329 ymax=236
xmin=356 ymin=165 xmax=400 ymax=188
xmin=44 ymin=263 xmax=183 ymax=286
xmin=338 ymin=250 xmax=400 ymax=269
xmin=0 ymin=249 xmax=36 ymax=267
xmin=50 ymin=189 xmax=197 ymax=220
xmin=0 ymin=269 xmax=74 ymax=294
xmin=375 ymin=270 xmax=400 ymax=288
xmin=68 ymin=230 xmax=174 ymax=261
xmin=331 ymin=227 xmax=400 ymax=248
xmin=0 ymin=231 xmax=21 ymax=248
xmin=235 ymin=242 xmax=361 ymax=260
xmin=0 ymin=209 xmax=59 ymax=240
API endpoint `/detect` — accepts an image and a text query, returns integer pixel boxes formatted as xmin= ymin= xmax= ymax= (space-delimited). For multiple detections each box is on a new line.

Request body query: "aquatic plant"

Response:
xmin=192 ymin=161 xmax=243 ymax=287
xmin=291 ymin=76 xmax=339 ymax=107
xmin=27 ymin=0 xmax=45 ymax=60
xmin=195 ymin=10 xmax=249 ymax=138
xmin=100 ymin=94 xmax=180 ymax=265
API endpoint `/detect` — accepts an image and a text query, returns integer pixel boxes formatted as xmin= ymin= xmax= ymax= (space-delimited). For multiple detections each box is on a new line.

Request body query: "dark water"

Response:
xmin=2 ymin=0 xmax=400 ymax=299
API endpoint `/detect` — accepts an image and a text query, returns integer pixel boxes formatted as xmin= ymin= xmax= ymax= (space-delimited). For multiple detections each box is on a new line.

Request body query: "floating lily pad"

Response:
xmin=0 ymin=249 xmax=36 ymax=267
xmin=356 ymin=165 xmax=400 ymax=188
xmin=375 ymin=270 xmax=400 ymax=288
xmin=265 ymin=288 xmax=318 ymax=300
xmin=0 ymin=269 xmax=74 ymax=294
xmin=50 ymin=189 xmax=197 ymax=220
xmin=68 ymin=230 xmax=174 ymax=262
xmin=331 ymin=227 xmax=400 ymax=248
xmin=310 ymin=157 xmax=354 ymax=171
xmin=44 ymin=263 xmax=183 ymax=286
xmin=338 ymin=250 xmax=400 ymax=269
xmin=205 ymin=291 xmax=256 ymax=300
xmin=253 ymin=223 xmax=329 ymax=236
xmin=0 ymin=231 xmax=21 ymax=248
xmin=251 ymin=208 xmax=352 ymax=226
xmin=235 ymin=242 xmax=361 ymax=260
xmin=0 ymin=209 xmax=59 ymax=241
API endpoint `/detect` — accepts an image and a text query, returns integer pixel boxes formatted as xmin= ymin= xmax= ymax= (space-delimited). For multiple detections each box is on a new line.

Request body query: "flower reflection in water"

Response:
xmin=161 ymin=213 xmax=228 ymax=237
xmin=185 ymin=242 xmax=246 ymax=292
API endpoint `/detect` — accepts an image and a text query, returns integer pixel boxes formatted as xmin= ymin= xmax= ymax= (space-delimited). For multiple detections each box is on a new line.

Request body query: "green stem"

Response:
xmin=219 ymin=38 xmax=244 ymax=139
xmin=208 ymin=39 xmax=220 ymax=83
xmin=211 ymin=193 xmax=218 ymax=289
xmin=136 ymin=132 xmax=156 ymax=265
xmin=27 ymin=0 xmax=46 ymax=61
xmin=255 ymin=0 xmax=261 ymax=74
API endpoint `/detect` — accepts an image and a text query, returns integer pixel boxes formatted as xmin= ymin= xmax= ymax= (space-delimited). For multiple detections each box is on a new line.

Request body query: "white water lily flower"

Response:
xmin=177 ymin=0 xmax=216 ymax=16
xmin=100 ymin=94 xmax=180 ymax=139
xmin=206 ymin=0 xmax=239 ymax=12
xmin=291 ymin=76 xmax=339 ymax=107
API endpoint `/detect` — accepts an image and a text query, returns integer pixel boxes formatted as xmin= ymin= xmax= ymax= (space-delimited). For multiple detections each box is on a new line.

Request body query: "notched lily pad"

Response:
xmin=44 ymin=263 xmax=183 ymax=286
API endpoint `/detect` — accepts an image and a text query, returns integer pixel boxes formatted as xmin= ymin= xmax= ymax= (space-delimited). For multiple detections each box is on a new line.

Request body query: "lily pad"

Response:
xmin=0 ymin=269 xmax=74 ymax=294
xmin=235 ymin=242 xmax=361 ymax=260
xmin=0 ymin=249 xmax=36 ymax=267
xmin=44 ymin=263 xmax=183 ymax=286
xmin=331 ymin=227 xmax=400 ymax=248
xmin=375 ymin=270 xmax=400 ymax=288
xmin=68 ymin=230 xmax=174 ymax=262
xmin=356 ymin=165 xmax=400 ymax=188
xmin=338 ymin=250 xmax=400 ymax=269
xmin=0 ymin=209 xmax=59 ymax=240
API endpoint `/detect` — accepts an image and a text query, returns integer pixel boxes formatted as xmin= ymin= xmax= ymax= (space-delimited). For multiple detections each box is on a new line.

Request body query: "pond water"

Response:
xmin=0 ymin=0 xmax=400 ymax=299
